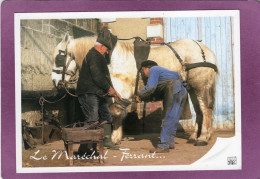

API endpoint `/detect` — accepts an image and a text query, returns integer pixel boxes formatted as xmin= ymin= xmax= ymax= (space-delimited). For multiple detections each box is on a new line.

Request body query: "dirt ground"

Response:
xmin=22 ymin=131 xmax=234 ymax=167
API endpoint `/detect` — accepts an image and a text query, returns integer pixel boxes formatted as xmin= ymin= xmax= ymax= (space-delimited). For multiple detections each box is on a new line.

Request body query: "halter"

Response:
xmin=52 ymin=49 xmax=78 ymax=86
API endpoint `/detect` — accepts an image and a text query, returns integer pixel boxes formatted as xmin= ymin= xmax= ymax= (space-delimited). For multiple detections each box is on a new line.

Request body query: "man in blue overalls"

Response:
xmin=136 ymin=60 xmax=188 ymax=153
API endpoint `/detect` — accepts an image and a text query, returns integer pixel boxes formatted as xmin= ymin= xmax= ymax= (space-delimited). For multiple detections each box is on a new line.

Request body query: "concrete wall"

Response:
xmin=21 ymin=19 xmax=99 ymax=126
xmin=21 ymin=19 xmax=99 ymax=98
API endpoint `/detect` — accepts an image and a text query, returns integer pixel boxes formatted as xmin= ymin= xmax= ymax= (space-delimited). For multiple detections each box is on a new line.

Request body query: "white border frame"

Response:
xmin=15 ymin=10 xmax=241 ymax=173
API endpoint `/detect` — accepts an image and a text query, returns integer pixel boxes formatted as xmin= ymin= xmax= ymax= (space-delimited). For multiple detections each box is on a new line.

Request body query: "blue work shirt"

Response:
xmin=139 ymin=66 xmax=183 ymax=100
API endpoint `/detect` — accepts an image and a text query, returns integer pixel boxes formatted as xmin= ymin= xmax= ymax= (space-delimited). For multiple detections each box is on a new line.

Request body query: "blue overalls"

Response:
xmin=139 ymin=66 xmax=188 ymax=149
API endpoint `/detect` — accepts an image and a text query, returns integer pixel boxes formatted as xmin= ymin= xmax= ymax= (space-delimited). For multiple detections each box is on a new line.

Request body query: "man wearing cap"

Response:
xmin=136 ymin=60 xmax=188 ymax=153
xmin=76 ymin=31 xmax=121 ymax=150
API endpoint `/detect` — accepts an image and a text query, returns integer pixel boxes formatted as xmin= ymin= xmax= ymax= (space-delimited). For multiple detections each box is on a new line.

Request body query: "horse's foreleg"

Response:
xmin=109 ymin=104 xmax=126 ymax=145
xmin=111 ymin=123 xmax=123 ymax=145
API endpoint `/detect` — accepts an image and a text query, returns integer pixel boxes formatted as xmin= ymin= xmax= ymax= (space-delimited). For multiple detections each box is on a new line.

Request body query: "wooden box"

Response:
xmin=62 ymin=127 xmax=104 ymax=142
xmin=61 ymin=127 xmax=105 ymax=166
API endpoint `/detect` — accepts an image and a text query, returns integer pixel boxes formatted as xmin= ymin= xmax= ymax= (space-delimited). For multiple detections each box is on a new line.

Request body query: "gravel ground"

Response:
xmin=22 ymin=131 xmax=234 ymax=167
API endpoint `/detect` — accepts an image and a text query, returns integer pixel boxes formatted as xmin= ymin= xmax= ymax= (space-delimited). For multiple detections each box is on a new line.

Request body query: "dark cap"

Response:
xmin=141 ymin=60 xmax=158 ymax=68
xmin=97 ymin=27 xmax=112 ymax=50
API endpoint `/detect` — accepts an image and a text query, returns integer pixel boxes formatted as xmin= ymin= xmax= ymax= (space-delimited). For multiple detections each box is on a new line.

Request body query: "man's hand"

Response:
xmin=108 ymin=87 xmax=116 ymax=96
xmin=115 ymin=90 xmax=122 ymax=101
xmin=135 ymin=96 xmax=141 ymax=103
xmin=108 ymin=87 xmax=122 ymax=101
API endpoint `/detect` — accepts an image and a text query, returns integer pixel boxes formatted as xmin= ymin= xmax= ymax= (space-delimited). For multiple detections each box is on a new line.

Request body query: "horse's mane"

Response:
xmin=115 ymin=40 xmax=134 ymax=54
xmin=68 ymin=36 xmax=97 ymax=68
xmin=69 ymin=37 xmax=135 ymax=69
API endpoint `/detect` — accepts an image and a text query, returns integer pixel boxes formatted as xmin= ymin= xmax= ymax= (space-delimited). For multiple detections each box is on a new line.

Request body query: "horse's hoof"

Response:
xmin=187 ymin=139 xmax=196 ymax=144
xmin=194 ymin=140 xmax=208 ymax=146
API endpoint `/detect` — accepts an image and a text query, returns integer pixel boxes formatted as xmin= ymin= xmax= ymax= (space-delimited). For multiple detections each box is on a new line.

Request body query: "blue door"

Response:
xmin=166 ymin=17 xmax=235 ymax=130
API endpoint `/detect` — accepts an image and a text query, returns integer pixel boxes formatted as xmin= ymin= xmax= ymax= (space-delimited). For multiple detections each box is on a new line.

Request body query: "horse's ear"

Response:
xmin=63 ymin=34 xmax=69 ymax=42
xmin=63 ymin=33 xmax=73 ymax=43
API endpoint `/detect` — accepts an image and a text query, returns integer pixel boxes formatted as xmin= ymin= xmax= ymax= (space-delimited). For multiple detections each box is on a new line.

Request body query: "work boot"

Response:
xmin=169 ymin=145 xmax=175 ymax=149
xmin=103 ymin=123 xmax=119 ymax=150
xmin=169 ymin=143 xmax=175 ymax=149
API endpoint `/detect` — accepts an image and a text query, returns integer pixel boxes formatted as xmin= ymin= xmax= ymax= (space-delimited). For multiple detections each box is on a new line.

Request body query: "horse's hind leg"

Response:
xmin=188 ymin=89 xmax=203 ymax=143
xmin=188 ymin=87 xmax=213 ymax=145
xmin=196 ymin=94 xmax=213 ymax=145
xmin=195 ymin=86 xmax=214 ymax=146
xmin=187 ymin=67 xmax=216 ymax=146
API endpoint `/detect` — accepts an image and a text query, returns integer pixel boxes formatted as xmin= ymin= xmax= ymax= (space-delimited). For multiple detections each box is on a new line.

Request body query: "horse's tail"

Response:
xmin=211 ymin=54 xmax=219 ymax=109
xmin=214 ymin=56 xmax=220 ymax=77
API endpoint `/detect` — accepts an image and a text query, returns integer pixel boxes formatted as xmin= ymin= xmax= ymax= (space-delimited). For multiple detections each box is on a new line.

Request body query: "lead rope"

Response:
xmin=38 ymin=93 xmax=67 ymax=144
xmin=39 ymin=97 xmax=45 ymax=144
xmin=62 ymin=84 xmax=78 ymax=98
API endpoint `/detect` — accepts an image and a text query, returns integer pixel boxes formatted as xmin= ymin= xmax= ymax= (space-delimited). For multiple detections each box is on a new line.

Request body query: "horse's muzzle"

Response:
xmin=53 ymin=79 xmax=64 ymax=89
xmin=52 ymin=79 xmax=58 ymax=88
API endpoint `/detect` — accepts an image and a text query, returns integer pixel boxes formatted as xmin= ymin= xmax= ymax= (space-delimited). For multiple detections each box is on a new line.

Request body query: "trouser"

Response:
xmin=157 ymin=85 xmax=188 ymax=149
xmin=78 ymin=93 xmax=112 ymax=125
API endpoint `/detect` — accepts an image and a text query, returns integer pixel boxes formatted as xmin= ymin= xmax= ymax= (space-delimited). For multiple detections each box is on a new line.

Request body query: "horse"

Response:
xmin=52 ymin=32 xmax=218 ymax=146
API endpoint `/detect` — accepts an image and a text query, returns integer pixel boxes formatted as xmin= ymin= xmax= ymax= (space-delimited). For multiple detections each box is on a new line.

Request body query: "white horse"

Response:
xmin=52 ymin=33 xmax=218 ymax=146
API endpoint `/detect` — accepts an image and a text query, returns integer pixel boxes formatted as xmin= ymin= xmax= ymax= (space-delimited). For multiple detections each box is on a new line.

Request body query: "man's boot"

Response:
xmin=103 ymin=123 xmax=119 ymax=150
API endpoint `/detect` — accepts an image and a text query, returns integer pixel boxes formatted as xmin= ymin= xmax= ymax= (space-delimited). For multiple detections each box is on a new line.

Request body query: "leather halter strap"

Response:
xmin=185 ymin=62 xmax=218 ymax=72
xmin=162 ymin=42 xmax=184 ymax=66
xmin=53 ymin=50 xmax=77 ymax=82
xmin=162 ymin=41 xmax=218 ymax=72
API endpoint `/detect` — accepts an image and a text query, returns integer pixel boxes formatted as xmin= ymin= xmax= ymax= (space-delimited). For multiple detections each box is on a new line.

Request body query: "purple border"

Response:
xmin=1 ymin=1 xmax=260 ymax=178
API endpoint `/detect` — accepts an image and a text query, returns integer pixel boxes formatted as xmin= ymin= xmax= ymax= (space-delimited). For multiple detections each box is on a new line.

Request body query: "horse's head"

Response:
xmin=52 ymin=27 xmax=118 ymax=90
xmin=52 ymin=34 xmax=78 ymax=89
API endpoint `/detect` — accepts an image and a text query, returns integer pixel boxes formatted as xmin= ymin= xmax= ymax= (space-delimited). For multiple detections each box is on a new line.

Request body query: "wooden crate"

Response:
xmin=62 ymin=127 xmax=104 ymax=142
